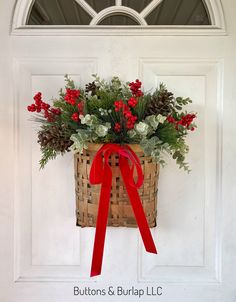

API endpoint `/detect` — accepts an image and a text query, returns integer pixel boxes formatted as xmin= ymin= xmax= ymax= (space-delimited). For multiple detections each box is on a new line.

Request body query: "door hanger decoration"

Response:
xmin=27 ymin=75 xmax=197 ymax=276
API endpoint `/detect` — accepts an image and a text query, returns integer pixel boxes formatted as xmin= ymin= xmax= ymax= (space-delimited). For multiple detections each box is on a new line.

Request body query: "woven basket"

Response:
xmin=74 ymin=143 xmax=159 ymax=228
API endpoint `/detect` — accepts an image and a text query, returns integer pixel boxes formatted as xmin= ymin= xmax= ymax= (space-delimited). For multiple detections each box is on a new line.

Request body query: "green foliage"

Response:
xmin=174 ymin=97 xmax=192 ymax=111
xmin=155 ymin=122 xmax=178 ymax=145
xmin=39 ymin=147 xmax=57 ymax=169
xmin=64 ymin=74 xmax=75 ymax=89
xmin=27 ymin=74 xmax=197 ymax=171
xmin=86 ymin=75 xmax=124 ymax=116
xmin=171 ymin=137 xmax=190 ymax=172
xmin=53 ymin=99 xmax=80 ymax=130
xmin=133 ymin=93 xmax=149 ymax=121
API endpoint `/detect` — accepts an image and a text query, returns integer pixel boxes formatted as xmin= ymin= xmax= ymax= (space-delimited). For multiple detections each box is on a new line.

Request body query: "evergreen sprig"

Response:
xmin=39 ymin=147 xmax=57 ymax=169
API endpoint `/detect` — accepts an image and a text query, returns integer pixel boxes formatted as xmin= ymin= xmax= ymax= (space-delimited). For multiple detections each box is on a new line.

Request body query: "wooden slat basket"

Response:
xmin=74 ymin=143 xmax=159 ymax=228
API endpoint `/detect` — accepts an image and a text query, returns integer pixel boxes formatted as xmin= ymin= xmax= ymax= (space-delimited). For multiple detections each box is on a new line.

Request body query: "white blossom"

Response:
xmin=157 ymin=114 xmax=166 ymax=124
xmin=95 ymin=125 xmax=109 ymax=137
xmin=135 ymin=122 xmax=150 ymax=136
xmin=145 ymin=114 xmax=166 ymax=130
xmin=80 ymin=114 xmax=97 ymax=126
xmin=127 ymin=129 xmax=137 ymax=138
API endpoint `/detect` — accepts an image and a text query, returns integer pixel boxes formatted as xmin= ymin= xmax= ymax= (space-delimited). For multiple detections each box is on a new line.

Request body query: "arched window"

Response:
xmin=27 ymin=0 xmax=211 ymax=26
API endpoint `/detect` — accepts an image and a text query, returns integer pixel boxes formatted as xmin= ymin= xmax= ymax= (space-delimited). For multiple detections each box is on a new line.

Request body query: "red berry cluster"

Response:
xmin=71 ymin=112 xmax=80 ymax=122
xmin=129 ymin=79 xmax=143 ymax=97
xmin=128 ymin=97 xmax=138 ymax=108
xmin=114 ymin=100 xmax=124 ymax=112
xmin=64 ymin=88 xmax=80 ymax=105
xmin=114 ymin=122 xmax=121 ymax=133
xmin=114 ymin=99 xmax=138 ymax=131
xmin=64 ymin=88 xmax=83 ymax=122
xmin=122 ymin=103 xmax=138 ymax=129
xmin=70 ymin=102 xmax=83 ymax=122
xmin=27 ymin=92 xmax=61 ymax=122
xmin=167 ymin=114 xmax=196 ymax=131
xmin=77 ymin=102 xmax=83 ymax=112
xmin=126 ymin=115 xmax=138 ymax=129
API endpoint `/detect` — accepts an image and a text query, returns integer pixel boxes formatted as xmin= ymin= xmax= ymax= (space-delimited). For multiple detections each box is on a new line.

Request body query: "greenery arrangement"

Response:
xmin=27 ymin=75 xmax=196 ymax=170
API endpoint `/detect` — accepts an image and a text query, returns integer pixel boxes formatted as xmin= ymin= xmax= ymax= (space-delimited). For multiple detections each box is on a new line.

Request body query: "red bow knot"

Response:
xmin=89 ymin=143 xmax=157 ymax=277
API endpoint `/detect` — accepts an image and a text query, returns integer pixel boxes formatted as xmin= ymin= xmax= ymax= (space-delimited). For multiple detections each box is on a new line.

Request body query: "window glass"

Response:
xmin=122 ymin=0 xmax=153 ymax=13
xmin=145 ymin=0 xmax=210 ymax=25
xmin=98 ymin=14 xmax=139 ymax=25
xmin=27 ymin=0 xmax=211 ymax=26
xmin=28 ymin=0 xmax=92 ymax=25
xmin=85 ymin=0 xmax=115 ymax=13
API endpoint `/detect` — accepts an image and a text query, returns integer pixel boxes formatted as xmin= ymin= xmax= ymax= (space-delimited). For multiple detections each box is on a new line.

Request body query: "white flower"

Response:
xmin=145 ymin=114 xmax=166 ymax=130
xmin=80 ymin=114 xmax=97 ymax=126
xmin=104 ymin=122 xmax=111 ymax=129
xmin=135 ymin=122 xmax=150 ymax=136
xmin=127 ymin=129 xmax=137 ymax=138
xmin=80 ymin=114 xmax=91 ymax=125
xmin=157 ymin=114 xmax=166 ymax=124
xmin=95 ymin=125 xmax=109 ymax=137
xmin=99 ymin=108 xmax=110 ymax=116
xmin=70 ymin=132 xmax=88 ymax=154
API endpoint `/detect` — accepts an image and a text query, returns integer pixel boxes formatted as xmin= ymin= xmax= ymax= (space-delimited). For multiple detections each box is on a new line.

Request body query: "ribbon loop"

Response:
xmin=89 ymin=144 xmax=157 ymax=277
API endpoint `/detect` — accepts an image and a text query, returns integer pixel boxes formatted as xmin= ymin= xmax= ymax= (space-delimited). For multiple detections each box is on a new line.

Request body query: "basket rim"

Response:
xmin=83 ymin=143 xmax=144 ymax=153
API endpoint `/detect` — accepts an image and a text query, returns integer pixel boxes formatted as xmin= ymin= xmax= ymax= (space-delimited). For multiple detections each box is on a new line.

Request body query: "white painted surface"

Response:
xmin=0 ymin=0 xmax=236 ymax=301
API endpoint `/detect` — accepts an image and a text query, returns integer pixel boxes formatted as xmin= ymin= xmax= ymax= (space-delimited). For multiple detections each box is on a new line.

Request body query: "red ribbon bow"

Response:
xmin=89 ymin=143 xmax=157 ymax=277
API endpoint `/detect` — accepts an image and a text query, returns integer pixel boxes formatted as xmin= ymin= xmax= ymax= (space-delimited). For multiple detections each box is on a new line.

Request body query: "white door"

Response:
xmin=1 ymin=0 xmax=236 ymax=301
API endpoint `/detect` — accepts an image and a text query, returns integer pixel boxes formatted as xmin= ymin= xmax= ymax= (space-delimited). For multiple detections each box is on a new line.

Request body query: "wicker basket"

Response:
xmin=74 ymin=143 xmax=159 ymax=228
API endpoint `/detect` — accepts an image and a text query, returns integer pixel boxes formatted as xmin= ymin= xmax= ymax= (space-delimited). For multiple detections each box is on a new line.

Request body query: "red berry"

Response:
xmin=128 ymin=97 xmax=138 ymax=108
xmin=71 ymin=112 xmax=79 ymax=122
xmin=114 ymin=100 xmax=124 ymax=112
xmin=65 ymin=88 xmax=80 ymax=105
xmin=114 ymin=122 xmax=121 ymax=132
xmin=31 ymin=104 xmax=37 ymax=112
xmin=129 ymin=80 xmax=143 ymax=97
xmin=77 ymin=102 xmax=83 ymax=111
xmin=33 ymin=92 xmax=42 ymax=101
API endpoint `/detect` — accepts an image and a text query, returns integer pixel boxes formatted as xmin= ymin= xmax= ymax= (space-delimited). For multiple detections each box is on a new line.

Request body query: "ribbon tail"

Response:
xmin=119 ymin=156 xmax=157 ymax=254
xmin=90 ymin=163 xmax=112 ymax=277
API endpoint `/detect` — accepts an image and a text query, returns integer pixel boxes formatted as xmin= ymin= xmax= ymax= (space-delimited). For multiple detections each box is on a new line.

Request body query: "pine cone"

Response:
xmin=38 ymin=124 xmax=72 ymax=153
xmin=146 ymin=84 xmax=174 ymax=117
xmin=85 ymin=81 xmax=97 ymax=96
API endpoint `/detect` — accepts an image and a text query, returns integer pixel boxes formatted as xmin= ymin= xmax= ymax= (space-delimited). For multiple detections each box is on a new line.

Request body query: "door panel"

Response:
xmin=139 ymin=60 xmax=222 ymax=282
xmin=14 ymin=59 xmax=97 ymax=281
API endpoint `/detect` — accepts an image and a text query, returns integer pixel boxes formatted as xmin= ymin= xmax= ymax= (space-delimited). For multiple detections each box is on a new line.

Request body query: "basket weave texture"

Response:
xmin=74 ymin=143 xmax=159 ymax=228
